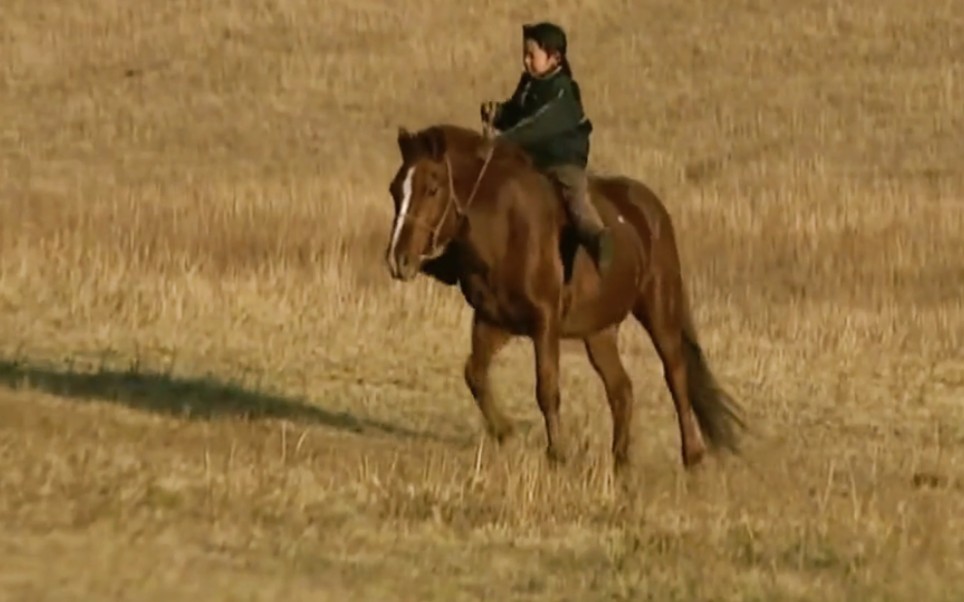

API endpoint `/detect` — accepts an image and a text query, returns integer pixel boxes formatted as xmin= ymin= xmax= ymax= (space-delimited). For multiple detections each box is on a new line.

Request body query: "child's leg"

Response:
xmin=546 ymin=165 xmax=614 ymax=272
xmin=547 ymin=165 xmax=604 ymax=239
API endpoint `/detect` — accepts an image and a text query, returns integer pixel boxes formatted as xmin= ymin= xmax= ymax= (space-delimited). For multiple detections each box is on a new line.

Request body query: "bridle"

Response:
xmin=403 ymin=140 xmax=496 ymax=262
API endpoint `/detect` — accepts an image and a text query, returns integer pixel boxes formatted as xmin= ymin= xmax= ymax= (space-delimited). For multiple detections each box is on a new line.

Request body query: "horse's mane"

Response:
xmin=424 ymin=123 xmax=535 ymax=170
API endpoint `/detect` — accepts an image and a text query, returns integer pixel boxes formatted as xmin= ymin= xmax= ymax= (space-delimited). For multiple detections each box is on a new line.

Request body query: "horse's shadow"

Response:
xmin=0 ymin=358 xmax=459 ymax=444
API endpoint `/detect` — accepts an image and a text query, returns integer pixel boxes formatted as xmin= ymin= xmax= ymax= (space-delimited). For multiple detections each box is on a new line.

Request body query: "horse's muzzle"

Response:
xmin=387 ymin=251 xmax=419 ymax=281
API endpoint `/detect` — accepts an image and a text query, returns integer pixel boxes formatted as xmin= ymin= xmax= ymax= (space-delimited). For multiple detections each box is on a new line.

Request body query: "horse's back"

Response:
xmin=589 ymin=172 xmax=672 ymax=224
xmin=551 ymin=173 xmax=670 ymax=335
xmin=587 ymin=172 xmax=679 ymax=256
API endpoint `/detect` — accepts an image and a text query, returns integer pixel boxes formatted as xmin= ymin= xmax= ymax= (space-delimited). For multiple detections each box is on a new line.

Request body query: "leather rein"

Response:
xmin=406 ymin=140 xmax=496 ymax=262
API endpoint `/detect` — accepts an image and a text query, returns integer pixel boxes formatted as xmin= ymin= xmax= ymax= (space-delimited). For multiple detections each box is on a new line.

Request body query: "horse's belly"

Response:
xmin=559 ymin=225 xmax=641 ymax=337
xmin=560 ymin=286 xmax=635 ymax=337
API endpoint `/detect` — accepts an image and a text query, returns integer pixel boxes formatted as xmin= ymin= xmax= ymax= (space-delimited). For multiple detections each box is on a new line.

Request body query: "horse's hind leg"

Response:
xmin=583 ymin=325 xmax=635 ymax=469
xmin=633 ymin=277 xmax=707 ymax=468
xmin=532 ymin=313 xmax=565 ymax=464
xmin=464 ymin=312 xmax=514 ymax=442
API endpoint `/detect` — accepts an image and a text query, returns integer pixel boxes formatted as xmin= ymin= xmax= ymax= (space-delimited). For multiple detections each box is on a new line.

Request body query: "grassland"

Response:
xmin=1 ymin=0 xmax=963 ymax=599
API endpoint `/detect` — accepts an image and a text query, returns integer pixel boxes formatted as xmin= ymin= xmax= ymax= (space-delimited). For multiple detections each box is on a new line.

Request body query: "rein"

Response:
xmin=418 ymin=140 xmax=496 ymax=261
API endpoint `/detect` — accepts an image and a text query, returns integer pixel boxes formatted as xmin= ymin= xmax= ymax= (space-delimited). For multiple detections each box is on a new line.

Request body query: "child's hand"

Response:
xmin=480 ymin=101 xmax=501 ymax=125
xmin=477 ymin=128 xmax=497 ymax=159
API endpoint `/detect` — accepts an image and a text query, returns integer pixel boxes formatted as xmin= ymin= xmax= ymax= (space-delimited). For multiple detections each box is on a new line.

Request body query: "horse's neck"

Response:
xmin=450 ymin=151 xmax=493 ymax=207
xmin=451 ymin=153 xmax=564 ymax=274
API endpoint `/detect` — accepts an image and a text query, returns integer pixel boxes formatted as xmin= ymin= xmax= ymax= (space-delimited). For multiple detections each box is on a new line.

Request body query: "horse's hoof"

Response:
xmin=546 ymin=445 xmax=567 ymax=466
xmin=682 ymin=444 xmax=706 ymax=469
xmin=488 ymin=420 xmax=515 ymax=445
xmin=613 ymin=453 xmax=631 ymax=473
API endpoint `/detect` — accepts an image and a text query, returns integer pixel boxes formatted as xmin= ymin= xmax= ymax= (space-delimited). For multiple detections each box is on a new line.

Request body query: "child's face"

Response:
xmin=522 ymin=39 xmax=558 ymax=77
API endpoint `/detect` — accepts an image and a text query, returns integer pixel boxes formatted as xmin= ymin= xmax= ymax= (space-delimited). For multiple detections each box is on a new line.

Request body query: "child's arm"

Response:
xmin=491 ymin=73 xmax=528 ymax=130
xmin=497 ymin=77 xmax=585 ymax=146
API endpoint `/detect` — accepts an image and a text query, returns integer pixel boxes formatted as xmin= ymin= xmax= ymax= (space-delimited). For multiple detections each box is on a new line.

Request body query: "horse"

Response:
xmin=384 ymin=123 xmax=745 ymax=470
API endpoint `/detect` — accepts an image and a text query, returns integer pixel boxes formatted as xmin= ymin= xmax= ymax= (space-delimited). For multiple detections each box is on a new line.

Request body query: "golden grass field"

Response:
xmin=2 ymin=0 xmax=963 ymax=599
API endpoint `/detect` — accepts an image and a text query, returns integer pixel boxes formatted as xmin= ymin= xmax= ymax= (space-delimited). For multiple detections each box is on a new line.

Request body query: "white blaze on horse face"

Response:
xmin=389 ymin=165 xmax=416 ymax=261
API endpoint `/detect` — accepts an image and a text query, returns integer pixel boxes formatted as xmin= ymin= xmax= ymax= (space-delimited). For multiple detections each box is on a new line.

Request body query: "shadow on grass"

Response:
xmin=0 ymin=358 xmax=462 ymax=444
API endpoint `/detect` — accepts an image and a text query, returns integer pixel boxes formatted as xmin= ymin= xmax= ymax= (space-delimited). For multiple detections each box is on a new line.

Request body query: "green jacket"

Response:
xmin=493 ymin=68 xmax=593 ymax=169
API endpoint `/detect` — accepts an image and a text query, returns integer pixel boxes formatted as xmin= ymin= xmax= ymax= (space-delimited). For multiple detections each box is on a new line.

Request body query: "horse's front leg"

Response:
xmin=464 ymin=312 xmax=514 ymax=442
xmin=532 ymin=312 xmax=565 ymax=463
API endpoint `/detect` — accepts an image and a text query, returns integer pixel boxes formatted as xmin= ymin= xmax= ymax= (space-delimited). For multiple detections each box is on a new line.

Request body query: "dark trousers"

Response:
xmin=544 ymin=164 xmax=605 ymax=240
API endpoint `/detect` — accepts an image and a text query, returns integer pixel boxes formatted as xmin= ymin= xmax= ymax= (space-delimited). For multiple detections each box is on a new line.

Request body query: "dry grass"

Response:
xmin=2 ymin=0 xmax=963 ymax=599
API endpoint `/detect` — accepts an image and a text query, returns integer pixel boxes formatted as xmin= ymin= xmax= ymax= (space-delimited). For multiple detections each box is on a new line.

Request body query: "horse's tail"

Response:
xmin=678 ymin=286 xmax=747 ymax=453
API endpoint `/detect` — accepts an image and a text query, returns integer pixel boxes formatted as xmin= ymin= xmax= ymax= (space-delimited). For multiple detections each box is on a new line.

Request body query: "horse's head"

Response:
xmin=385 ymin=126 xmax=460 ymax=281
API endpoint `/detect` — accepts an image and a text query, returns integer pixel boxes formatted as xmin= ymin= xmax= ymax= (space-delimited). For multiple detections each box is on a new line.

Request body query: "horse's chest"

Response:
xmin=458 ymin=273 xmax=528 ymax=332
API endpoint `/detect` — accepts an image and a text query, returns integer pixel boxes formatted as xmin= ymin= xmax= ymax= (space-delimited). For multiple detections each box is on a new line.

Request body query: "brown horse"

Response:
xmin=384 ymin=123 xmax=745 ymax=470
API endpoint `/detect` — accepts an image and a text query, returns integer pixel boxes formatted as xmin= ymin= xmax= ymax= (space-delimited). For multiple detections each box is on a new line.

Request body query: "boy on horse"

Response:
xmin=481 ymin=21 xmax=615 ymax=274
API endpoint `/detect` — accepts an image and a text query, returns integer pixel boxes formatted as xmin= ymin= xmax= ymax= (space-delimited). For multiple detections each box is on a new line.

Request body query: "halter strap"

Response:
xmin=419 ymin=141 xmax=496 ymax=260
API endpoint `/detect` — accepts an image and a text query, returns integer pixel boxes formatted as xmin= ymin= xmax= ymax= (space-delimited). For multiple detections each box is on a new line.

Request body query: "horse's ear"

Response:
xmin=397 ymin=126 xmax=416 ymax=160
xmin=424 ymin=126 xmax=447 ymax=160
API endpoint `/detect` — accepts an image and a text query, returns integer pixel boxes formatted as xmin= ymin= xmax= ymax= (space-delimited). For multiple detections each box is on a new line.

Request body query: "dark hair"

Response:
xmin=522 ymin=21 xmax=573 ymax=78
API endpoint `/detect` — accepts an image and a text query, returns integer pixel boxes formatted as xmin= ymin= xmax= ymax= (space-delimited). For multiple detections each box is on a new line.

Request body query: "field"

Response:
xmin=2 ymin=0 xmax=963 ymax=599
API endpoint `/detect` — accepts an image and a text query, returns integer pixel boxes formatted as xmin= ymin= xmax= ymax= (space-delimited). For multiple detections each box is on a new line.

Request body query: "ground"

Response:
xmin=2 ymin=0 xmax=963 ymax=600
